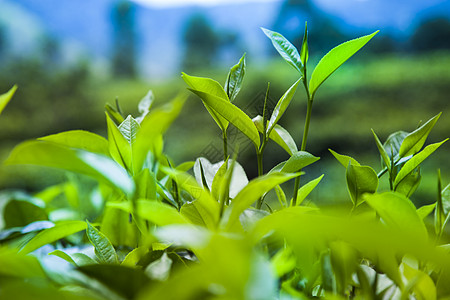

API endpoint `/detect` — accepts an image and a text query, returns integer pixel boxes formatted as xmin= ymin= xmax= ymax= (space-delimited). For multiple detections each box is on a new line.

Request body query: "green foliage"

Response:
xmin=1 ymin=24 xmax=450 ymax=300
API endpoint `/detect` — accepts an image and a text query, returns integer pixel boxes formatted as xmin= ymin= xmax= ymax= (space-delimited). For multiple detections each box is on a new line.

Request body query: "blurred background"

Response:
xmin=0 ymin=0 xmax=449 ymax=205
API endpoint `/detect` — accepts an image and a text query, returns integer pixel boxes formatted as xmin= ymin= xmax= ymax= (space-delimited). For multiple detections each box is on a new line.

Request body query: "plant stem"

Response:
xmin=292 ymin=77 xmax=313 ymax=206
xmin=223 ymin=130 xmax=228 ymax=162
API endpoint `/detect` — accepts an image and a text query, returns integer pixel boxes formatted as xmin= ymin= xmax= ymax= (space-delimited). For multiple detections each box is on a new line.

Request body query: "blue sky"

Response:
xmin=132 ymin=0 xmax=279 ymax=8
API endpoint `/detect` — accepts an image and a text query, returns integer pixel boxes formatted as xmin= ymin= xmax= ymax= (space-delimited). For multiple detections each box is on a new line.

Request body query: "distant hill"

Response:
xmin=1 ymin=0 xmax=449 ymax=79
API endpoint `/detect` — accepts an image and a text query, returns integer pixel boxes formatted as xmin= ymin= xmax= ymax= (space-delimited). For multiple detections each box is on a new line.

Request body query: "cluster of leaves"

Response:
xmin=1 ymin=24 xmax=450 ymax=300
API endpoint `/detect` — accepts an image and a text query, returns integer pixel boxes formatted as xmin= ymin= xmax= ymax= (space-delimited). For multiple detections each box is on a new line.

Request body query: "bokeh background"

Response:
xmin=0 ymin=0 xmax=449 ymax=205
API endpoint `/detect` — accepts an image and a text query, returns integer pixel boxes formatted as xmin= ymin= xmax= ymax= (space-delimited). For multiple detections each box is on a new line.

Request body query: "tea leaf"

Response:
xmin=106 ymin=112 xmax=132 ymax=171
xmin=101 ymin=206 xmax=139 ymax=248
xmin=402 ymin=262 xmax=437 ymax=300
xmin=394 ymin=139 xmax=448 ymax=188
xmin=281 ymin=151 xmax=320 ymax=173
xmin=136 ymin=89 xmax=154 ymax=123
xmin=329 ymin=149 xmax=360 ymax=167
xmin=119 ymin=115 xmax=140 ymax=145
xmin=371 ymin=129 xmax=391 ymax=171
xmin=20 ymin=220 xmax=86 ymax=254
xmin=3 ymin=200 xmax=47 ymax=229
xmin=346 ymin=164 xmax=378 ymax=206
xmin=253 ymin=116 xmax=297 ymax=155
xmin=105 ymin=103 xmax=125 ymax=124
xmin=295 ymin=174 xmax=324 ymax=205
xmin=182 ymin=73 xmax=229 ymax=131
xmin=86 ymin=221 xmax=119 ymax=264
xmin=417 ymin=203 xmax=436 ymax=220
xmin=309 ymin=31 xmax=378 ymax=98
xmin=225 ymin=172 xmax=299 ymax=230
xmin=267 ymin=78 xmax=301 ymax=135
xmin=39 ymin=130 xmax=109 ymax=156
xmin=395 ymin=168 xmax=421 ymax=197
xmin=384 ymin=131 xmax=408 ymax=159
xmin=225 ymin=53 xmax=246 ymax=102
xmin=261 ymin=28 xmax=303 ymax=74
xmin=0 ymin=247 xmax=46 ymax=278
xmin=0 ymin=85 xmax=17 ymax=115
xmin=5 ymin=140 xmax=134 ymax=195
xmin=188 ymin=89 xmax=260 ymax=149
xmin=365 ymin=192 xmax=428 ymax=241
xmin=300 ymin=22 xmax=309 ymax=67
xmin=48 ymin=250 xmax=77 ymax=266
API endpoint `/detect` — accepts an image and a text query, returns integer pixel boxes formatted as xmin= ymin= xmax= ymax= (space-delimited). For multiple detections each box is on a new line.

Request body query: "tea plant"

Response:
xmin=1 ymin=24 xmax=450 ymax=300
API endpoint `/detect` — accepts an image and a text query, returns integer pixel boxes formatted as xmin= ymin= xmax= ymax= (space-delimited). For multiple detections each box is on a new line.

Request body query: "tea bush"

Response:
xmin=0 ymin=24 xmax=449 ymax=300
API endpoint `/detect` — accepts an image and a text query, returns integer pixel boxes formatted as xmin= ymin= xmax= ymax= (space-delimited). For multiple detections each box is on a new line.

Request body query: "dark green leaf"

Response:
xmin=225 ymin=53 xmax=246 ymax=102
xmin=372 ymin=129 xmax=391 ymax=171
xmin=4 ymin=199 xmax=47 ymax=229
xmin=86 ymin=221 xmax=118 ymax=264
xmin=0 ymin=247 xmax=46 ymax=278
xmin=309 ymin=31 xmax=378 ymax=98
xmin=399 ymin=112 xmax=441 ymax=158
xmin=261 ymin=28 xmax=303 ymax=73
xmin=105 ymin=103 xmax=125 ymax=124
xmin=346 ymin=164 xmax=378 ymax=206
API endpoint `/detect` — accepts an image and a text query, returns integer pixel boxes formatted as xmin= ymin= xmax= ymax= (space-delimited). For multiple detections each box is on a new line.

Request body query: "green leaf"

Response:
xmin=0 ymin=247 xmax=46 ymax=278
xmin=399 ymin=113 xmax=441 ymax=158
xmin=402 ymin=262 xmax=437 ymax=300
xmin=119 ymin=115 xmax=140 ymax=145
xmin=225 ymin=172 xmax=299 ymax=230
xmin=417 ymin=203 xmax=436 ymax=220
xmin=189 ymin=89 xmax=260 ymax=149
xmin=20 ymin=221 xmax=86 ymax=254
xmin=135 ymin=90 xmax=155 ymax=123
xmin=105 ymin=103 xmax=125 ymax=124
xmin=180 ymin=202 xmax=209 ymax=227
xmin=109 ymin=200 xmax=189 ymax=226
xmin=329 ymin=149 xmax=360 ymax=167
xmin=211 ymin=158 xmax=229 ymax=200
xmin=309 ymin=31 xmax=378 ymax=98
xmin=330 ymin=241 xmax=359 ymax=295
xmin=384 ymin=131 xmax=408 ymax=159
xmin=39 ymin=130 xmax=110 ymax=156
xmin=365 ymin=192 xmax=428 ymax=241
xmin=134 ymin=169 xmax=157 ymax=200
xmin=295 ymin=174 xmax=324 ymax=205
xmin=182 ymin=73 xmax=229 ymax=131
xmin=394 ymin=139 xmax=448 ymax=188
xmin=300 ymin=22 xmax=309 ymax=67
xmin=48 ymin=249 xmax=77 ymax=266
xmin=371 ymin=129 xmax=391 ymax=171
xmin=395 ymin=168 xmax=421 ymax=197
xmin=0 ymin=85 xmax=17 ymax=115
xmin=101 ymin=206 xmax=139 ymax=248
xmin=5 ymin=140 xmax=134 ymax=195
xmin=4 ymin=199 xmax=47 ymax=228
xmin=261 ymin=28 xmax=303 ymax=73
xmin=133 ymin=95 xmax=186 ymax=171
xmin=225 ymin=53 xmax=246 ymax=102
xmin=253 ymin=116 xmax=297 ymax=155
xmin=281 ymin=151 xmax=320 ymax=173
xmin=78 ymin=264 xmax=150 ymax=299
xmin=346 ymin=164 xmax=378 ymax=207
xmin=86 ymin=221 xmax=119 ymax=264
xmin=106 ymin=112 xmax=132 ymax=171
xmin=267 ymin=79 xmax=301 ymax=135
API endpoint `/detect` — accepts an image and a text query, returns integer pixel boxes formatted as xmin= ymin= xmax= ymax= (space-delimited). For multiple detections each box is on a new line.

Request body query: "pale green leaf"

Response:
xmin=0 ymin=85 xmax=17 ymax=115
xmin=86 ymin=221 xmax=119 ymax=264
xmin=106 ymin=112 xmax=132 ymax=171
xmin=300 ymin=22 xmax=309 ymax=67
xmin=182 ymin=73 xmax=229 ymax=131
xmin=329 ymin=149 xmax=360 ymax=167
xmin=48 ymin=249 xmax=77 ymax=266
xmin=281 ymin=151 xmax=320 ymax=173
xmin=399 ymin=112 xmax=441 ymax=158
xmin=0 ymin=246 xmax=46 ymax=278
xmin=225 ymin=53 xmax=246 ymax=102
xmin=267 ymin=78 xmax=301 ymax=135
xmin=119 ymin=115 xmax=140 ymax=145
xmin=39 ymin=130 xmax=109 ymax=156
xmin=261 ymin=28 xmax=303 ymax=73
xmin=189 ymin=89 xmax=260 ymax=149
xmin=417 ymin=203 xmax=436 ymax=220
xmin=384 ymin=131 xmax=408 ymax=159
xmin=135 ymin=89 xmax=154 ymax=123
xmin=402 ymin=262 xmax=436 ymax=300
xmin=295 ymin=174 xmax=324 ymax=205
xmin=20 ymin=221 xmax=86 ymax=254
xmin=309 ymin=31 xmax=378 ymax=98
xmin=395 ymin=139 xmax=448 ymax=187
xmin=371 ymin=129 xmax=391 ymax=171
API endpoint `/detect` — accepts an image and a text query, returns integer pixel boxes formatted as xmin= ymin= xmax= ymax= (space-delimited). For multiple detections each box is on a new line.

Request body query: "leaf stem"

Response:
xmin=292 ymin=77 xmax=313 ymax=206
